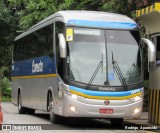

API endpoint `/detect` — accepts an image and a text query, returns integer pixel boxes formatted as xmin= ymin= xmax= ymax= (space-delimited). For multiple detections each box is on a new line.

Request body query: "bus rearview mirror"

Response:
xmin=58 ymin=33 xmax=66 ymax=58
xmin=141 ymin=38 xmax=156 ymax=68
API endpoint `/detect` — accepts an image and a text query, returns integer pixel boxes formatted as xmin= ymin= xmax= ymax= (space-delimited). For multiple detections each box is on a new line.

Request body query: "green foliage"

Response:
xmin=0 ymin=77 xmax=11 ymax=98
xmin=0 ymin=67 xmax=11 ymax=98
xmin=8 ymin=0 xmax=155 ymax=31
xmin=19 ymin=0 xmax=57 ymax=29
xmin=1 ymin=96 xmax=11 ymax=102
xmin=0 ymin=44 xmax=13 ymax=79
xmin=3 ymin=87 xmax=11 ymax=98
xmin=0 ymin=0 xmax=17 ymax=80
xmin=0 ymin=77 xmax=11 ymax=90
xmin=8 ymin=0 xmax=75 ymax=30
xmin=0 ymin=46 xmax=12 ymax=69
xmin=0 ymin=1 xmax=10 ymax=46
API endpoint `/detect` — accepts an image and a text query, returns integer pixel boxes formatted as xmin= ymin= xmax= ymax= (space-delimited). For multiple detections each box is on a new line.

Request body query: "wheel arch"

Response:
xmin=47 ymin=87 xmax=53 ymax=111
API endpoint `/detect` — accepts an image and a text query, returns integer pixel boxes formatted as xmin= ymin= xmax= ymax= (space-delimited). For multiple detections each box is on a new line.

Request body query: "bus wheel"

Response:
xmin=48 ymin=92 xmax=61 ymax=124
xmin=18 ymin=92 xmax=27 ymax=114
xmin=110 ymin=118 xmax=123 ymax=126
xmin=50 ymin=112 xmax=62 ymax=124
xmin=27 ymin=108 xmax=35 ymax=115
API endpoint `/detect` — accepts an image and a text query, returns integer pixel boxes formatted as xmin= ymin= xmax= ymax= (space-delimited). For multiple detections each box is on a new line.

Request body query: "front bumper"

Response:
xmin=63 ymin=94 xmax=143 ymax=118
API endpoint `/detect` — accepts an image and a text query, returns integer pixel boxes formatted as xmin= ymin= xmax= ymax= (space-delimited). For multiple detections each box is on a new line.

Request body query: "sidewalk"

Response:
xmin=124 ymin=112 xmax=160 ymax=132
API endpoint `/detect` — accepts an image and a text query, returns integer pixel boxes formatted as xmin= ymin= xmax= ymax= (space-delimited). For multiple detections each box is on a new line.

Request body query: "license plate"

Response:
xmin=99 ymin=108 xmax=113 ymax=114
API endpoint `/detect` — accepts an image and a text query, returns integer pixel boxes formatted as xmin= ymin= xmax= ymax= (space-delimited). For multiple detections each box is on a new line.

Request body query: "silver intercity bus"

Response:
xmin=11 ymin=11 xmax=155 ymax=125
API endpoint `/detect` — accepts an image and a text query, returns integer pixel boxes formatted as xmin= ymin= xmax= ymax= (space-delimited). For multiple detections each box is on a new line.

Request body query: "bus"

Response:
xmin=11 ymin=11 xmax=155 ymax=125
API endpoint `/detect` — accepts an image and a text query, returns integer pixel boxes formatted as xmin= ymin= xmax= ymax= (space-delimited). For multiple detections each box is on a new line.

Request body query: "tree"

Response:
xmin=8 ymin=0 xmax=75 ymax=30
xmin=8 ymin=0 xmax=158 ymax=31
xmin=0 ymin=0 xmax=17 ymax=79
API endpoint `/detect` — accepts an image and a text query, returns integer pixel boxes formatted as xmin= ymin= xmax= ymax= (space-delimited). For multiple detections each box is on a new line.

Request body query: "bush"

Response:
xmin=0 ymin=67 xmax=11 ymax=101
xmin=3 ymin=87 xmax=11 ymax=98
xmin=2 ymin=96 xmax=11 ymax=102
xmin=0 ymin=77 xmax=11 ymax=95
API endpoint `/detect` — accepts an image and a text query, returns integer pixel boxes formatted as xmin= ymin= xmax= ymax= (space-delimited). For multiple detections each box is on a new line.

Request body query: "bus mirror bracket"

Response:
xmin=58 ymin=33 xmax=66 ymax=58
xmin=141 ymin=38 xmax=156 ymax=68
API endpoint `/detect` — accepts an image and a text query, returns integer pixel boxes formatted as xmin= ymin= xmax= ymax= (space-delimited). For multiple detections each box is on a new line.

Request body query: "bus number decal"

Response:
xmin=131 ymin=89 xmax=141 ymax=95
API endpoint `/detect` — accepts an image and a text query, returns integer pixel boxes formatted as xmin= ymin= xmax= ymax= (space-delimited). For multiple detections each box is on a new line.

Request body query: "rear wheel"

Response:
xmin=18 ymin=92 xmax=27 ymax=114
xmin=110 ymin=118 xmax=123 ymax=126
xmin=48 ymin=92 xmax=62 ymax=124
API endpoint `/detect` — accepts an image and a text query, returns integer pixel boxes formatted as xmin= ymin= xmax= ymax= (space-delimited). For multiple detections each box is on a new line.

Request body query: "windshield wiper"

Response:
xmin=112 ymin=52 xmax=128 ymax=91
xmin=87 ymin=61 xmax=102 ymax=88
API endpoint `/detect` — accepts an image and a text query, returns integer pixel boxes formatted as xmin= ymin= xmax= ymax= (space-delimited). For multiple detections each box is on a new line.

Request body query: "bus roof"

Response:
xmin=15 ymin=11 xmax=138 ymax=41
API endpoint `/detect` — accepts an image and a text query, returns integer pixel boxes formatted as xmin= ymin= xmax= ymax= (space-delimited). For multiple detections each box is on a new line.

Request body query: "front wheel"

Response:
xmin=48 ymin=92 xmax=62 ymax=124
xmin=110 ymin=118 xmax=123 ymax=126
xmin=50 ymin=112 xmax=63 ymax=124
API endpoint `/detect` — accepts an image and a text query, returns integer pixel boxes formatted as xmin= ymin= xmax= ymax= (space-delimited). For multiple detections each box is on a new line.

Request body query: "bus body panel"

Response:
xmin=12 ymin=77 xmax=58 ymax=111
xmin=12 ymin=56 xmax=58 ymax=111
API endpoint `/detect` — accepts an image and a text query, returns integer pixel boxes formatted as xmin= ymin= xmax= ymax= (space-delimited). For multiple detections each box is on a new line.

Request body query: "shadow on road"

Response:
xmin=33 ymin=113 xmax=145 ymax=130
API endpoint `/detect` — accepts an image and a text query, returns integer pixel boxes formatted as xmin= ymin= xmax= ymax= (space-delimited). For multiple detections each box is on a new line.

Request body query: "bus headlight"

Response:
xmin=71 ymin=94 xmax=78 ymax=100
xmin=65 ymin=91 xmax=84 ymax=101
xmin=65 ymin=92 xmax=78 ymax=100
xmin=129 ymin=95 xmax=142 ymax=102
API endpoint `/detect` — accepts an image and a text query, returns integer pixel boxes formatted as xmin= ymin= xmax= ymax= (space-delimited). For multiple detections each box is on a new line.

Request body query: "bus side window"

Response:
xmin=37 ymin=28 xmax=46 ymax=57
xmin=55 ymin=22 xmax=65 ymax=80
xmin=44 ymin=24 xmax=54 ymax=57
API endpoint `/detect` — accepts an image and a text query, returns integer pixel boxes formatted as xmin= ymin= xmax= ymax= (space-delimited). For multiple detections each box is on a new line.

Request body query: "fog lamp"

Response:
xmin=70 ymin=105 xmax=78 ymax=113
xmin=133 ymin=107 xmax=141 ymax=114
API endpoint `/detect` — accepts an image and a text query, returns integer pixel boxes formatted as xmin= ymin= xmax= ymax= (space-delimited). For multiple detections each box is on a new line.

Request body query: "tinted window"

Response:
xmin=13 ymin=24 xmax=54 ymax=62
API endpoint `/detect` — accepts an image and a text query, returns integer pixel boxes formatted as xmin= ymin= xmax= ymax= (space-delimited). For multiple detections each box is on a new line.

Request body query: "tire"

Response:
xmin=110 ymin=118 xmax=123 ymax=126
xmin=27 ymin=108 xmax=35 ymax=115
xmin=48 ymin=92 xmax=62 ymax=124
xmin=18 ymin=92 xmax=27 ymax=114
xmin=50 ymin=112 xmax=62 ymax=124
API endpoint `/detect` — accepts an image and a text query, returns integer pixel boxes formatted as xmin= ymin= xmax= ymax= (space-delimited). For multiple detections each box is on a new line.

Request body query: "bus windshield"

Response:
xmin=67 ymin=27 xmax=142 ymax=87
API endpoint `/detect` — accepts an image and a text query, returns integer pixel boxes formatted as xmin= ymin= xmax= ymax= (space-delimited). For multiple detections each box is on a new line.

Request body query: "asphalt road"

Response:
xmin=0 ymin=102 xmax=157 ymax=133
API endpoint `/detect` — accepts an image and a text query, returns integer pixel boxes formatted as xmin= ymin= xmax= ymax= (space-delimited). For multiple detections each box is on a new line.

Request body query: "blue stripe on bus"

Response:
xmin=67 ymin=19 xmax=138 ymax=29
xmin=70 ymin=86 xmax=142 ymax=97
xmin=12 ymin=56 xmax=56 ymax=77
